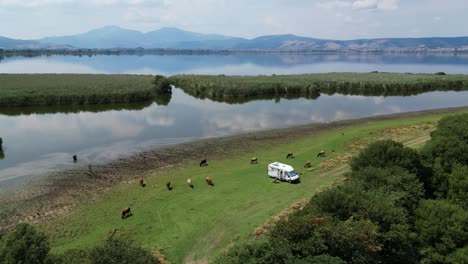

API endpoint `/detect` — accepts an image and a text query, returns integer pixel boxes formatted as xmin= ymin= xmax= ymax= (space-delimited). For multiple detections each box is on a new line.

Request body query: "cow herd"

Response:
xmin=122 ymin=151 xmax=327 ymax=219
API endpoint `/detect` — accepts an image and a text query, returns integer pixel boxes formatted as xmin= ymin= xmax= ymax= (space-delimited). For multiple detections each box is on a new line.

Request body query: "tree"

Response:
xmin=350 ymin=140 xmax=430 ymax=195
xmin=447 ymin=165 xmax=468 ymax=208
xmin=415 ymin=200 xmax=468 ymax=263
xmin=420 ymin=113 xmax=468 ymax=197
xmin=0 ymin=224 xmax=50 ymax=264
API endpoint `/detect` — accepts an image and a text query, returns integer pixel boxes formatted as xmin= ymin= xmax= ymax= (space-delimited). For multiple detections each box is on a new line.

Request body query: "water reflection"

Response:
xmin=1 ymin=89 xmax=468 ymax=188
xmin=1 ymin=53 xmax=468 ymax=75
xmin=0 ymin=94 xmax=172 ymax=116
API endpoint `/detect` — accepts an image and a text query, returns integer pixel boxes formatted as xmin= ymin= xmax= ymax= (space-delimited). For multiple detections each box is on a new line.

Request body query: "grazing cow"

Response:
xmin=286 ymin=152 xmax=294 ymax=159
xmin=187 ymin=178 xmax=194 ymax=188
xmin=250 ymin=157 xmax=258 ymax=164
xmin=304 ymin=160 xmax=311 ymax=168
xmin=205 ymin=177 xmax=214 ymax=186
xmin=121 ymin=207 xmax=131 ymax=219
xmin=139 ymin=178 xmax=145 ymax=187
xmin=73 ymin=155 xmax=77 ymax=162
xmin=166 ymin=181 xmax=172 ymax=190
xmin=200 ymin=158 xmax=207 ymax=167
xmin=317 ymin=150 xmax=326 ymax=157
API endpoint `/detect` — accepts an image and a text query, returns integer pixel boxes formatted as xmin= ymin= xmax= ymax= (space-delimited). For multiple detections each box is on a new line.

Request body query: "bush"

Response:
xmin=0 ymin=224 xmax=50 ymax=264
xmin=90 ymin=238 xmax=160 ymax=264
xmin=154 ymin=75 xmax=172 ymax=94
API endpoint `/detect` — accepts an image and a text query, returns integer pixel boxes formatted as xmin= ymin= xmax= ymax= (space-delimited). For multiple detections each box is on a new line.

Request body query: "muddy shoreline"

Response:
xmin=1 ymin=106 xmax=467 ymax=228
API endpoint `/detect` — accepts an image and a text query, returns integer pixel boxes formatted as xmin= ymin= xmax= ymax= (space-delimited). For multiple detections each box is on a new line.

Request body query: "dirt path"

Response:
xmin=0 ymin=107 xmax=466 ymax=228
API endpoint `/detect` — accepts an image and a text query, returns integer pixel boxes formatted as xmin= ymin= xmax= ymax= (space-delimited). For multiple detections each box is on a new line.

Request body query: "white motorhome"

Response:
xmin=267 ymin=162 xmax=300 ymax=183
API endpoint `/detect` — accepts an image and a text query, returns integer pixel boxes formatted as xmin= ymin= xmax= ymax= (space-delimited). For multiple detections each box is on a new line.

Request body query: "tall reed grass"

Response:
xmin=169 ymin=72 xmax=468 ymax=99
xmin=0 ymin=74 xmax=161 ymax=106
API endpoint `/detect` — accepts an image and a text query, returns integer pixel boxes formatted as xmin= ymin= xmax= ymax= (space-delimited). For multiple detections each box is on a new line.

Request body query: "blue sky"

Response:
xmin=0 ymin=0 xmax=467 ymax=40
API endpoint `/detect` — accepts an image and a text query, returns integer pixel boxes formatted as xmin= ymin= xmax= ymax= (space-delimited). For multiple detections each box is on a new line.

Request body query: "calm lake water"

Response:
xmin=1 ymin=53 xmax=468 ymax=75
xmin=1 ymin=53 xmax=468 ymax=189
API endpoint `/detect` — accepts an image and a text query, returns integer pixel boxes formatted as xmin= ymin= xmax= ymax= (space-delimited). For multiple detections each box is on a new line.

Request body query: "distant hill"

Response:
xmin=1 ymin=26 xmax=468 ymax=51
xmin=40 ymin=26 xmax=235 ymax=49
xmin=0 ymin=36 xmax=72 ymax=50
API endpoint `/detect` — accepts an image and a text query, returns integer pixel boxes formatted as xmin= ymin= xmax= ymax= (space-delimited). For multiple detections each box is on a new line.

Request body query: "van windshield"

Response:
xmin=289 ymin=171 xmax=297 ymax=177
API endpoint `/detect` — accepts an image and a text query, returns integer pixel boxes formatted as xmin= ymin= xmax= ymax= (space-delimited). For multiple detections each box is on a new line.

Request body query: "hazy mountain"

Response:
xmin=2 ymin=26 xmax=468 ymax=51
xmin=0 ymin=36 xmax=73 ymax=49
xmin=41 ymin=26 xmax=145 ymax=49
xmin=40 ymin=26 xmax=236 ymax=49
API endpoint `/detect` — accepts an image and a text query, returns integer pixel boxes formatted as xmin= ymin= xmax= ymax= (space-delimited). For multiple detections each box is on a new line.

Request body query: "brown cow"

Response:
xmin=286 ymin=152 xmax=294 ymax=159
xmin=166 ymin=181 xmax=172 ymax=190
xmin=139 ymin=178 xmax=145 ymax=187
xmin=121 ymin=207 xmax=131 ymax=219
xmin=317 ymin=150 xmax=326 ymax=157
xmin=250 ymin=157 xmax=258 ymax=164
xmin=187 ymin=178 xmax=194 ymax=188
xmin=304 ymin=160 xmax=311 ymax=168
xmin=205 ymin=177 xmax=214 ymax=186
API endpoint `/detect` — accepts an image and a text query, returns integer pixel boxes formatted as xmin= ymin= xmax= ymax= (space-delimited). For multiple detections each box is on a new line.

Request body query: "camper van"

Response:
xmin=267 ymin=162 xmax=300 ymax=183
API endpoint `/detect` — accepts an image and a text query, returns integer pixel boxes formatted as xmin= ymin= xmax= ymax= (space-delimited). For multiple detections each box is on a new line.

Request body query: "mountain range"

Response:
xmin=2 ymin=26 xmax=468 ymax=51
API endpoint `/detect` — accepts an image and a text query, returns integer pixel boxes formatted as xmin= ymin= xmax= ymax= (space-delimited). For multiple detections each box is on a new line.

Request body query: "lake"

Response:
xmin=1 ymin=53 xmax=468 ymax=75
xmin=1 ymin=53 xmax=468 ymax=189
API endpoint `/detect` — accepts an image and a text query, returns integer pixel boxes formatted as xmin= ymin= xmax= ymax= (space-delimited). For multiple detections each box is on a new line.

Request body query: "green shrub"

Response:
xmin=0 ymin=224 xmax=50 ymax=264
xmin=90 ymin=238 xmax=160 ymax=264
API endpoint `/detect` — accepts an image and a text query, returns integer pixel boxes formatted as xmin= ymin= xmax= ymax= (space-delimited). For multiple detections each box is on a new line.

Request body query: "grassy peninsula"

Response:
xmin=0 ymin=74 xmax=161 ymax=106
xmin=31 ymin=108 xmax=465 ymax=263
xmin=170 ymin=72 xmax=468 ymax=99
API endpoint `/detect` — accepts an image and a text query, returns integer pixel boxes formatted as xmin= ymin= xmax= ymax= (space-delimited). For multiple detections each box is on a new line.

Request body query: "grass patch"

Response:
xmin=41 ymin=110 xmax=468 ymax=263
xmin=0 ymin=74 xmax=159 ymax=106
xmin=170 ymin=72 xmax=468 ymax=99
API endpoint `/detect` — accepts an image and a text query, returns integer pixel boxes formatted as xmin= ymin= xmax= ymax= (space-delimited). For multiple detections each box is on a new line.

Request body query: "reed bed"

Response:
xmin=169 ymin=72 xmax=468 ymax=99
xmin=0 ymin=74 xmax=158 ymax=106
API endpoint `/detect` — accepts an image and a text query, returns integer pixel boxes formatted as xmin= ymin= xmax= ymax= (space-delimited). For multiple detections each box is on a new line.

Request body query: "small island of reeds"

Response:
xmin=0 ymin=74 xmax=170 ymax=107
xmin=169 ymin=72 xmax=468 ymax=99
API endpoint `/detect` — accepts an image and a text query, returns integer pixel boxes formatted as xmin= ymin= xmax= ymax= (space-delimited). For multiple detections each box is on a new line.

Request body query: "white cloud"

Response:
xmin=352 ymin=0 xmax=378 ymax=9
xmin=352 ymin=0 xmax=398 ymax=10
xmin=0 ymin=0 xmax=164 ymax=7
xmin=377 ymin=0 xmax=398 ymax=10
xmin=318 ymin=1 xmax=351 ymax=9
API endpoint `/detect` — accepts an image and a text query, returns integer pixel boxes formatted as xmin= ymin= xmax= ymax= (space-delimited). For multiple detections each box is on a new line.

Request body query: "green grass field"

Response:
xmin=0 ymin=74 xmax=156 ymax=106
xmin=170 ymin=72 xmax=468 ymax=99
xmin=42 ymin=110 xmax=468 ymax=263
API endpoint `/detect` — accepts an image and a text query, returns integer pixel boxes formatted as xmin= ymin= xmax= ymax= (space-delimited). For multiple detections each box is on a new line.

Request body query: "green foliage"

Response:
xmin=347 ymin=167 xmax=424 ymax=212
xmin=421 ymin=113 xmax=468 ymax=197
xmin=0 ymin=74 xmax=158 ymax=106
xmin=47 ymin=249 xmax=92 ymax=264
xmin=415 ymin=200 xmax=468 ymax=264
xmin=0 ymin=224 xmax=50 ymax=264
xmin=447 ymin=165 xmax=468 ymax=208
xmin=170 ymin=73 xmax=468 ymax=99
xmin=349 ymin=140 xmax=427 ymax=189
xmin=153 ymin=75 xmax=172 ymax=94
xmin=269 ymin=214 xmax=382 ymax=263
xmin=446 ymin=246 xmax=468 ymax=264
xmin=47 ymin=238 xmax=159 ymax=264
xmin=435 ymin=72 xmax=446 ymax=75
xmin=89 ymin=238 xmax=160 ymax=264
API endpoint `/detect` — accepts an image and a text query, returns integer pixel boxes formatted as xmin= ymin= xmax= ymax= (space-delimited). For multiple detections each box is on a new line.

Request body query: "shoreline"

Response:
xmin=1 ymin=106 xmax=468 ymax=228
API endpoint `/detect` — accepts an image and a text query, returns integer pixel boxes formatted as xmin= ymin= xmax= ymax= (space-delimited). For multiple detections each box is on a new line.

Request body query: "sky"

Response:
xmin=0 ymin=0 xmax=467 ymax=40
